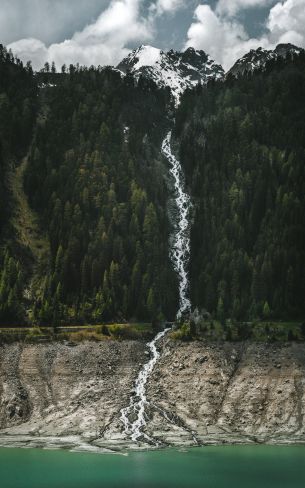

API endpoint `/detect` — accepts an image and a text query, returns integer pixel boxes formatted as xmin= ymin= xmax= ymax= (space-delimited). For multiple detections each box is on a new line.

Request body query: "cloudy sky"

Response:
xmin=2 ymin=0 xmax=305 ymax=70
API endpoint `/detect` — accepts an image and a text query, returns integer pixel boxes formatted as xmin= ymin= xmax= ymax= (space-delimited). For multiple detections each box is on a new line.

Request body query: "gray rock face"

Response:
xmin=147 ymin=341 xmax=305 ymax=446
xmin=0 ymin=340 xmax=304 ymax=451
xmin=228 ymin=43 xmax=304 ymax=78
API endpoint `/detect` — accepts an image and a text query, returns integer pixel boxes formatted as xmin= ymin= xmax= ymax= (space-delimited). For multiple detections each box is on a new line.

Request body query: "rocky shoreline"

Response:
xmin=0 ymin=339 xmax=304 ymax=452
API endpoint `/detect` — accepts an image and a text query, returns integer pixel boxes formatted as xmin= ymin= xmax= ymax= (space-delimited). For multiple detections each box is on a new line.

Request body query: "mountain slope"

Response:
xmin=22 ymin=67 xmax=178 ymax=325
xmin=176 ymin=50 xmax=305 ymax=321
xmin=229 ymin=43 xmax=304 ymax=77
xmin=117 ymin=45 xmax=224 ymax=104
xmin=0 ymin=44 xmax=38 ymax=324
xmin=1 ymin=43 xmax=305 ymax=326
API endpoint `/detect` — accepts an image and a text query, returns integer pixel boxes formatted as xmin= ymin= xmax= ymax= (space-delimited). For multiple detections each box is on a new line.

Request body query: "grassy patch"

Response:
xmin=0 ymin=322 xmax=154 ymax=343
xmin=9 ymin=158 xmax=50 ymax=260
xmin=108 ymin=323 xmax=153 ymax=339
xmin=57 ymin=323 xmax=153 ymax=342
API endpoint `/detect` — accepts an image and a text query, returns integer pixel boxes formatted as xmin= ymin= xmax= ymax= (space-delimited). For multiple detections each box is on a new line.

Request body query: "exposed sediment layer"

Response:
xmin=0 ymin=340 xmax=304 ymax=451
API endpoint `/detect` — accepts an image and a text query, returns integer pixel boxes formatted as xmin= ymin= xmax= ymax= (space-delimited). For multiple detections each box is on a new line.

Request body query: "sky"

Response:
xmin=1 ymin=0 xmax=305 ymax=71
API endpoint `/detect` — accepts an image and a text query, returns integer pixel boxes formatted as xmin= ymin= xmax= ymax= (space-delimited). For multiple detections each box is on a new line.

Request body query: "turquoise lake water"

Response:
xmin=0 ymin=445 xmax=304 ymax=488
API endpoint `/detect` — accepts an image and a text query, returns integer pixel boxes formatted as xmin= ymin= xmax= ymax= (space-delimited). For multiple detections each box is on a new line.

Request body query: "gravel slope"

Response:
xmin=0 ymin=339 xmax=304 ymax=451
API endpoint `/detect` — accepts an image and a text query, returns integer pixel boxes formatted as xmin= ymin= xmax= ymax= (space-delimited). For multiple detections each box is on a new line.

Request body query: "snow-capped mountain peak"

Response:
xmin=117 ymin=45 xmax=224 ymax=104
xmin=123 ymin=45 xmax=162 ymax=70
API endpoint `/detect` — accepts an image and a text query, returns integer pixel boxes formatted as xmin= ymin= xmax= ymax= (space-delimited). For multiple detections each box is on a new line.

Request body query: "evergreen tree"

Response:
xmin=176 ymin=51 xmax=305 ymax=321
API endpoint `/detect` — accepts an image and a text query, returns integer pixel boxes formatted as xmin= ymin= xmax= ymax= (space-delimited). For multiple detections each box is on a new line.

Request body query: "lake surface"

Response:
xmin=0 ymin=445 xmax=304 ymax=488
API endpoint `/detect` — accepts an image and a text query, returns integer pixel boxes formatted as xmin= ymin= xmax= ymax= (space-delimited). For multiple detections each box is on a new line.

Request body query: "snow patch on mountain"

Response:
xmin=133 ymin=46 xmax=162 ymax=70
xmin=117 ymin=45 xmax=224 ymax=104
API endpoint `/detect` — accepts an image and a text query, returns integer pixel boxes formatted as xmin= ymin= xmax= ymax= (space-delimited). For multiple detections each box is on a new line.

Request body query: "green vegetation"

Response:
xmin=0 ymin=44 xmax=304 ymax=333
xmin=24 ymin=66 xmax=178 ymax=326
xmin=0 ymin=318 xmax=303 ymax=345
xmin=0 ymin=45 xmax=37 ymax=324
xmin=172 ymin=319 xmax=305 ymax=342
xmin=0 ymin=50 xmax=178 ymax=326
xmin=0 ymin=251 xmax=24 ymax=323
xmin=171 ymin=322 xmax=193 ymax=341
xmin=176 ymin=51 xmax=305 ymax=323
xmin=57 ymin=322 xmax=153 ymax=342
xmin=0 ymin=323 xmax=154 ymax=343
xmin=8 ymin=156 xmax=50 ymax=291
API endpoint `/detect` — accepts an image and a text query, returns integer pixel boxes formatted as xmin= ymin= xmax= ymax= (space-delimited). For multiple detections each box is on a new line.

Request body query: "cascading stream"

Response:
xmin=120 ymin=131 xmax=192 ymax=444
xmin=161 ymin=131 xmax=192 ymax=318
xmin=120 ymin=329 xmax=170 ymax=443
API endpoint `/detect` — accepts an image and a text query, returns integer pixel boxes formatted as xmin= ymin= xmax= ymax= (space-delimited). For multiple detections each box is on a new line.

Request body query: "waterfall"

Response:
xmin=120 ymin=131 xmax=192 ymax=444
xmin=161 ymin=131 xmax=192 ymax=318
xmin=120 ymin=329 xmax=170 ymax=444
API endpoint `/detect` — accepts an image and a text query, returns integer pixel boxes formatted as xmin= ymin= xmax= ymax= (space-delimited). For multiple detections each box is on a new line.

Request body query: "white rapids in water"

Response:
xmin=162 ymin=131 xmax=192 ymax=318
xmin=120 ymin=329 xmax=170 ymax=443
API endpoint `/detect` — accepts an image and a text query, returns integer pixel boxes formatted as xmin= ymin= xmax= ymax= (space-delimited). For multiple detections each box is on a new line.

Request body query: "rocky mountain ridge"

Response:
xmin=117 ymin=45 xmax=224 ymax=103
xmin=114 ymin=43 xmax=304 ymax=102
xmin=228 ymin=43 xmax=304 ymax=77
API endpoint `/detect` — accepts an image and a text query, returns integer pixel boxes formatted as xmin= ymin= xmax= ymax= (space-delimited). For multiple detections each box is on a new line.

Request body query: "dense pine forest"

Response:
xmin=25 ymin=66 xmax=177 ymax=325
xmin=0 ymin=51 xmax=179 ymax=326
xmin=0 ymin=45 xmax=37 ymax=324
xmin=176 ymin=52 xmax=305 ymax=322
xmin=0 ymin=43 xmax=304 ymax=328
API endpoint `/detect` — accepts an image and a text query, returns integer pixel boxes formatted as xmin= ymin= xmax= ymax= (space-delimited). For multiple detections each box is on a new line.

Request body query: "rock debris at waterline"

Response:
xmin=0 ymin=341 xmax=305 ymax=451
xmin=120 ymin=329 xmax=170 ymax=445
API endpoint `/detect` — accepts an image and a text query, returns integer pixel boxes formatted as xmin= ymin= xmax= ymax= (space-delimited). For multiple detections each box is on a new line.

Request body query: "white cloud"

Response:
xmin=8 ymin=38 xmax=49 ymax=68
xmin=0 ymin=0 xmax=107 ymax=46
xmin=185 ymin=5 xmax=262 ymax=69
xmin=8 ymin=0 xmax=153 ymax=70
xmin=216 ymin=0 xmax=275 ymax=17
xmin=7 ymin=0 xmax=305 ymax=71
xmin=151 ymin=0 xmax=184 ymax=15
xmin=7 ymin=0 xmax=186 ymax=70
xmin=267 ymin=0 xmax=305 ymax=42
xmin=185 ymin=0 xmax=305 ymax=70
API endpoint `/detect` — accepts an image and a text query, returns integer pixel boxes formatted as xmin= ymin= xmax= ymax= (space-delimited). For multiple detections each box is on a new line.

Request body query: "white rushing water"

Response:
xmin=120 ymin=131 xmax=192 ymax=444
xmin=120 ymin=329 xmax=170 ymax=443
xmin=162 ymin=131 xmax=192 ymax=318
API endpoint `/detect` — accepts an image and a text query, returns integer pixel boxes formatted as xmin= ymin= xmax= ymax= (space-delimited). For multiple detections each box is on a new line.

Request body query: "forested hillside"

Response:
xmin=24 ymin=67 xmax=177 ymax=325
xmin=0 ymin=45 xmax=37 ymax=323
xmin=0 ymin=52 xmax=178 ymax=326
xmin=176 ymin=52 xmax=305 ymax=321
xmin=0 ymin=44 xmax=304 ymax=327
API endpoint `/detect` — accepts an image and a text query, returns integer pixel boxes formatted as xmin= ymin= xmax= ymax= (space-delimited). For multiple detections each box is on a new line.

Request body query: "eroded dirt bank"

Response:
xmin=0 ymin=339 xmax=304 ymax=452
